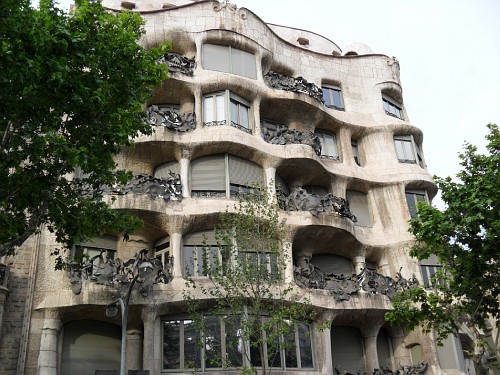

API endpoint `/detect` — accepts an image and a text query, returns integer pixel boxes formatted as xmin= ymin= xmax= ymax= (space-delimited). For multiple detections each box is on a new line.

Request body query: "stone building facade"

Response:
xmin=1 ymin=1 xmax=494 ymax=374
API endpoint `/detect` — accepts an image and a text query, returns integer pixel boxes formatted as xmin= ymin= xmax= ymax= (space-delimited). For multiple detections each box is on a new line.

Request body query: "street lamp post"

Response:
xmin=106 ymin=261 xmax=154 ymax=375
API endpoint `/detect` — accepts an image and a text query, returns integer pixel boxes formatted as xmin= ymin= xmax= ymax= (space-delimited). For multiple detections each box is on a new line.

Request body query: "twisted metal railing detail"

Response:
xmin=264 ymin=71 xmax=323 ymax=103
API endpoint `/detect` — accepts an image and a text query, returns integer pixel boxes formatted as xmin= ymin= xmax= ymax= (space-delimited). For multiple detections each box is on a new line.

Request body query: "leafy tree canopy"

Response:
xmin=387 ymin=124 xmax=499 ymax=363
xmin=0 ymin=0 xmax=169 ymax=258
xmin=184 ymin=186 xmax=318 ymax=375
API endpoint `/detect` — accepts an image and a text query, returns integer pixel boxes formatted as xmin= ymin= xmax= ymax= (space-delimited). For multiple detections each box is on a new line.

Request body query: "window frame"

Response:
xmin=420 ymin=264 xmax=444 ymax=289
xmin=394 ymin=135 xmax=425 ymax=167
xmin=154 ymin=236 xmax=171 ymax=267
xmin=202 ymin=43 xmax=257 ymax=79
xmin=405 ymin=189 xmax=428 ymax=218
xmin=182 ymin=231 xmax=220 ymax=278
xmin=160 ymin=314 xmax=315 ymax=372
xmin=314 ymin=131 xmax=341 ymax=161
xmin=203 ymin=90 xmax=253 ymax=134
xmin=351 ymin=139 xmax=361 ymax=166
xmin=322 ymin=85 xmax=345 ymax=111
xmin=382 ymin=94 xmax=403 ymax=119
xmin=190 ymin=153 xmax=264 ymax=199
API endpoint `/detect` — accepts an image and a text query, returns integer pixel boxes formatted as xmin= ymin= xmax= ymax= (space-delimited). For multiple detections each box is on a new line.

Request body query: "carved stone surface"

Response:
xmin=333 ymin=362 xmax=427 ymax=375
xmin=261 ymin=124 xmax=321 ymax=156
xmin=158 ymin=52 xmax=196 ymax=76
xmin=103 ymin=173 xmax=182 ymax=201
xmin=294 ymin=256 xmax=417 ymax=302
xmin=67 ymin=249 xmax=173 ymax=295
xmin=264 ymin=71 xmax=323 ymax=103
xmin=147 ymin=105 xmax=196 ymax=132
xmin=279 ymin=186 xmax=357 ymax=221
xmin=387 ymin=56 xmax=401 ymax=82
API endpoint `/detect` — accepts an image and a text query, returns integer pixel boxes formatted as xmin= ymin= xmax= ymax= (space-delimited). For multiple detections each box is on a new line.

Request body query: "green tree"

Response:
xmin=386 ymin=124 xmax=500 ymax=374
xmin=183 ymin=186 xmax=317 ymax=375
xmin=0 ymin=0 xmax=169 ymax=258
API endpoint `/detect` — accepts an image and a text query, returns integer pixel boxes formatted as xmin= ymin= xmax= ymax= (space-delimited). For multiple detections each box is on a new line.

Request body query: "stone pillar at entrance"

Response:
xmin=37 ymin=316 xmax=62 ymax=375
xmin=126 ymin=329 xmax=143 ymax=371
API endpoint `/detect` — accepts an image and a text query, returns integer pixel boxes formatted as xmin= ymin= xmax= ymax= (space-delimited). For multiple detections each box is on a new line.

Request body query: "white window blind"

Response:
xmin=346 ymin=190 xmax=372 ymax=227
xmin=228 ymin=155 xmax=263 ymax=187
xmin=190 ymin=154 xmax=226 ymax=192
xmin=202 ymin=44 xmax=256 ymax=79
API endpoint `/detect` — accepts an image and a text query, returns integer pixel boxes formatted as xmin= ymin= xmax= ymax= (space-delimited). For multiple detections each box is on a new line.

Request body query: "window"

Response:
xmin=310 ymin=254 xmax=353 ymax=275
xmin=183 ymin=230 xmax=219 ymax=277
xmin=394 ymin=135 xmax=425 ymax=167
xmin=331 ymin=326 xmax=365 ymax=373
xmin=405 ymin=190 xmax=428 ymax=218
xmin=162 ymin=315 xmax=314 ymax=371
xmin=202 ymin=44 xmax=257 ymax=79
xmin=303 ymin=185 xmax=329 ymax=196
xmin=154 ymin=236 xmax=170 ymax=267
xmin=383 ymin=95 xmax=403 ymax=119
xmin=322 ymin=85 xmax=344 ymax=111
xmin=203 ymin=91 xmax=252 ymax=133
xmin=377 ymin=328 xmax=393 ymax=370
xmin=74 ymin=235 xmax=117 ymax=266
xmin=420 ymin=264 xmax=443 ymax=288
xmin=315 ymin=131 xmax=340 ymax=160
xmin=238 ymin=250 xmax=280 ymax=281
xmin=61 ymin=320 xmax=121 ymax=375
xmin=154 ymin=161 xmax=180 ymax=179
xmin=409 ymin=344 xmax=423 ymax=365
xmin=261 ymin=119 xmax=285 ymax=134
xmin=190 ymin=154 xmax=264 ymax=198
xmin=351 ymin=140 xmax=361 ymax=166
xmin=346 ymin=190 xmax=372 ymax=227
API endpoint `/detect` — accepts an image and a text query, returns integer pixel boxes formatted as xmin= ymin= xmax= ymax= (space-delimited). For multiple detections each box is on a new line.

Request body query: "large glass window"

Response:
xmin=162 ymin=315 xmax=314 ymax=371
xmin=383 ymin=95 xmax=403 ymax=119
xmin=183 ymin=230 xmax=219 ymax=277
xmin=204 ymin=91 xmax=252 ymax=133
xmin=190 ymin=154 xmax=264 ymax=198
xmin=315 ymin=131 xmax=340 ymax=160
xmin=322 ymin=85 xmax=344 ymax=111
xmin=61 ymin=320 xmax=121 ymax=375
xmin=202 ymin=44 xmax=257 ymax=79
xmin=405 ymin=190 xmax=428 ymax=218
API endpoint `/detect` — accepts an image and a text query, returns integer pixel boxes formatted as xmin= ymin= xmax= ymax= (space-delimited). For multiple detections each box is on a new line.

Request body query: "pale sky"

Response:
xmin=47 ymin=0 xmax=500 ymax=205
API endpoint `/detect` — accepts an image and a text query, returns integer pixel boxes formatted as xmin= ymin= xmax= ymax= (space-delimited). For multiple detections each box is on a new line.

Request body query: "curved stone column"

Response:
xmin=170 ymin=232 xmax=182 ymax=278
xmin=37 ymin=315 xmax=62 ymax=375
xmin=360 ymin=321 xmax=384 ymax=372
xmin=126 ymin=329 xmax=143 ymax=371
xmin=141 ymin=307 xmax=157 ymax=373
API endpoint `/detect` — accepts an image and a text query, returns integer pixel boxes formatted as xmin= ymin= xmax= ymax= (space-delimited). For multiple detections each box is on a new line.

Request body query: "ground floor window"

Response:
xmin=162 ymin=315 xmax=314 ymax=371
xmin=331 ymin=326 xmax=365 ymax=373
xmin=61 ymin=320 xmax=121 ymax=375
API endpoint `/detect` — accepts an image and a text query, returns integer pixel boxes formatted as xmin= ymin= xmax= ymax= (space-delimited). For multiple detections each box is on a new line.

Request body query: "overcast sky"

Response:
xmin=49 ymin=0 xmax=500 ymax=204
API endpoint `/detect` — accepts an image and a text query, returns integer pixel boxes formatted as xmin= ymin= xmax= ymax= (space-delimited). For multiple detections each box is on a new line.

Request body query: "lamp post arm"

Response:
xmin=120 ymin=273 xmax=140 ymax=375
